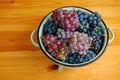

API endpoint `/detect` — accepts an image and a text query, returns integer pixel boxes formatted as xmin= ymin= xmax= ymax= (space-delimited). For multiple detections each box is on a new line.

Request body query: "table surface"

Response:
xmin=0 ymin=0 xmax=120 ymax=80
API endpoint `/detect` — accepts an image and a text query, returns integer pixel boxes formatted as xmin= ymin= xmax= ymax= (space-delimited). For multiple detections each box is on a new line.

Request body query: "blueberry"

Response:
xmin=94 ymin=12 xmax=101 ymax=18
xmin=86 ymin=54 xmax=92 ymax=60
xmin=95 ymin=41 xmax=99 ymax=45
xmin=97 ymin=18 xmax=101 ymax=23
xmin=94 ymin=46 xmax=98 ymax=51
xmin=86 ymin=50 xmax=90 ymax=54
xmin=65 ymin=59 xmax=68 ymax=63
xmin=89 ymin=21 xmax=92 ymax=24
xmin=93 ymin=17 xmax=98 ymax=20
xmin=91 ymin=13 xmax=95 ymax=17
xmin=97 ymin=31 xmax=102 ymax=36
xmin=79 ymin=18 xmax=83 ymax=22
xmin=95 ymin=42 xmax=101 ymax=50
xmin=79 ymin=58 xmax=83 ymax=63
xmin=83 ymin=14 xmax=88 ymax=19
xmin=43 ymin=27 xmax=48 ymax=34
xmin=77 ymin=55 xmax=80 ymax=58
xmin=98 ymin=39 xmax=102 ymax=44
xmin=91 ymin=53 xmax=96 ymax=58
xmin=93 ymin=20 xmax=97 ymax=25
xmin=48 ymin=30 xmax=52 ymax=34
xmin=85 ymin=23 xmax=89 ymax=29
xmin=69 ymin=59 xmax=73 ymax=63
xmin=69 ymin=57 xmax=73 ymax=60
xmin=79 ymin=14 xmax=84 ymax=19
xmin=77 ymin=10 xmax=82 ymax=15
xmin=91 ymin=31 xmax=96 ymax=35
xmin=95 ymin=50 xmax=99 ymax=54
xmin=88 ymin=16 xmax=93 ymax=21
xmin=84 ymin=19 xmax=88 ymax=23
xmin=73 ymin=53 xmax=77 ymax=58
xmin=51 ymin=26 xmax=55 ymax=30
xmin=75 ymin=58 xmax=79 ymax=63
xmin=81 ymin=55 xmax=85 ymax=58
xmin=81 ymin=21 xmax=86 ymax=25
xmin=84 ymin=57 xmax=89 ymax=62
xmin=97 ymin=45 xmax=100 ymax=50
xmin=72 ymin=57 xmax=75 ymax=61
xmin=48 ymin=23 xmax=53 ymax=27
xmin=92 ymin=35 xmax=97 ymax=39
xmin=48 ymin=27 xmax=51 ymax=31
xmin=98 ymin=23 xmax=101 ymax=26
xmin=89 ymin=51 xmax=96 ymax=58
xmin=43 ymin=22 xmax=57 ymax=35
xmin=53 ymin=29 xmax=57 ymax=33
xmin=83 ymin=28 xmax=87 ymax=33
xmin=89 ymin=50 xmax=94 ymax=54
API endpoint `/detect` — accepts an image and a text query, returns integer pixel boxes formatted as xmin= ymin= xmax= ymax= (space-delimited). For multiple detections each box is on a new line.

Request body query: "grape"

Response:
xmin=42 ymin=34 xmax=69 ymax=60
xmin=57 ymin=28 xmax=62 ymax=33
xmin=51 ymin=9 xmax=79 ymax=31
xmin=55 ymin=40 xmax=61 ymax=45
xmin=47 ymin=47 xmax=53 ymax=53
xmin=57 ymin=34 xmax=62 ymax=38
xmin=69 ymin=32 xmax=93 ymax=55
xmin=55 ymin=54 xmax=61 ymax=59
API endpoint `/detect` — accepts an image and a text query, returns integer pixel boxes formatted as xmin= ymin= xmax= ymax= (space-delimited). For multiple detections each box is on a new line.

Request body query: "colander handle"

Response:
xmin=30 ymin=30 xmax=39 ymax=47
xmin=108 ymin=28 xmax=114 ymax=44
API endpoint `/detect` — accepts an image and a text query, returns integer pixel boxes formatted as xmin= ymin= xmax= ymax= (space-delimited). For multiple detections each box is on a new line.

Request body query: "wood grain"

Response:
xmin=0 ymin=0 xmax=120 ymax=80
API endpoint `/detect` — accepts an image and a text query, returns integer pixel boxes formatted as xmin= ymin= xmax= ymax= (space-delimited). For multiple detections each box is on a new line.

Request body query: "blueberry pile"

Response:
xmin=42 ymin=9 xmax=104 ymax=64
xmin=76 ymin=10 xmax=104 ymax=54
xmin=43 ymin=21 xmax=57 ymax=35
xmin=64 ymin=50 xmax=96 ymax=64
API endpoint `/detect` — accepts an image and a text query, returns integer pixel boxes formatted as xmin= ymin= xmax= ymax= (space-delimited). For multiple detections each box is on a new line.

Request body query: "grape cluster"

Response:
xmin=42 ymin=34 xmax=60 ymax=49
xmin=69 ymin=32 xmax=93 ymax=55
xmin=42 ymin=34 xmax=69 ymax=60
xmin=51 ymin=9 xmax=79 ymax=31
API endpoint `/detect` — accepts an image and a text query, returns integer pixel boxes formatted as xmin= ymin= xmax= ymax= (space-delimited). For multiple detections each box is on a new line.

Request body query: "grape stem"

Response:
xmin=96 ymin=27 xmax=107 ymax=30
xmin=78 ymin=23 xmax=86 ymax=28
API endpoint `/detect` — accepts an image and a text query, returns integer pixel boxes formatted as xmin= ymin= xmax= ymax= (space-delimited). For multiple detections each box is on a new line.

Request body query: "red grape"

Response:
xmin=69 ymin=32 xmax=93 ymax=55
xmin=42 ymin=34 xmax=69 ymax=60
xmin=51 ymin=9 xmax=79 ymax=31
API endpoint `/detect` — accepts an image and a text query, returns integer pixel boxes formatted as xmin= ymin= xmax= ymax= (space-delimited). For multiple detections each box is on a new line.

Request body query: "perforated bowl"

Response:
xmin=30 ymin=6 xmax=114 ymax=71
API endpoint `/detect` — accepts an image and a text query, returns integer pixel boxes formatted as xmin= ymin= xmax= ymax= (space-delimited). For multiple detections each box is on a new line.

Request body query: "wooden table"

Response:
xmin=0 ymin=0 xmax=120 ymax=80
